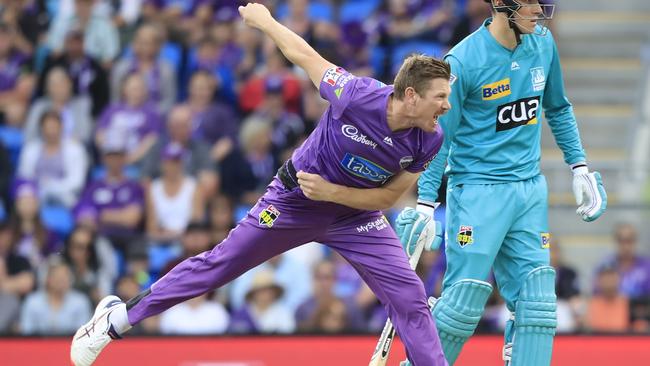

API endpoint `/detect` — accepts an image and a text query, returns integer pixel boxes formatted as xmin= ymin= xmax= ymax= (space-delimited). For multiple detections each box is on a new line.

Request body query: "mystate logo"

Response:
xmin=341 ymin=124 xmax=378 ymax=149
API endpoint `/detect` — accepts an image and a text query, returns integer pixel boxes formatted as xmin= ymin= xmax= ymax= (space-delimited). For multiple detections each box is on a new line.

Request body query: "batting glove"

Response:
xmin=395 ymin=204 xmax=443 ymax=255
xmin=572 ymin=165 xmax=607 ymax=222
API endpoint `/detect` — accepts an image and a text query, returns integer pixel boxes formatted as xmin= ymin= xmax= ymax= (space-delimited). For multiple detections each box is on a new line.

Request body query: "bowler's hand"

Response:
xmin=296 ymin=171 xmax=339 ymax=202
xmin=238 ymin=3 xmax=274 ymax=30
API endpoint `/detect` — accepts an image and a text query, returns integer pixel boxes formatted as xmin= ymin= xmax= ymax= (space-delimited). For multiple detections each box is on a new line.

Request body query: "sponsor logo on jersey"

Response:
xmin=323 ymin=67 xmax=344 ymax=86
xmin=530 ymin=66 xmax=546 ymax=91
xmin=399 ymin=156 xmax=413 ymax=169
xmin=341 ymin=153 xmax=393 ymax=183
xmin=482 ymin=78 xmax=512 ymax=100
xmin=356 ymin=216 xmax=389 ymax=233
xmin=334 ymin=88 xmax=343 ymax=98
xmin=449 ymin=74 xmax=457 ymax=85
xmin=341 ymin=124 xmax=378 ymax=149
xmin=383 ymin=136 xmax=393 ymax=146
xmin=258 ymin=205 xmax=280 ymax=228
xmin=541 ymin=232 xmax=551 ymax=249
xmin=511 ymin=61 xmax=520 ymax=71
xmin=495 ymin=96 xmax=540 ymax=132
xmin=457 ymin=225 xmax=474 ymax=247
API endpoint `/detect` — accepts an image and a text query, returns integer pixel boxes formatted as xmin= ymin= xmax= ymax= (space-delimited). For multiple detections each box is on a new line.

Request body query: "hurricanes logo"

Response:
xmin=457 ymin=225 xmax=474 ymax=247
xmin=258 ymin=205 xmax=280 ymax=228
xmin=495 ymin=96 xmax=540 ymax=132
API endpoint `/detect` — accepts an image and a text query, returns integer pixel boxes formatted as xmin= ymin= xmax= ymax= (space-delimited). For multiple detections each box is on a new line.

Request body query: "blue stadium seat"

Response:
xmin=275 ymin=2 xmax=334 ymax=22
xmin=391 ymin=41 xmax=445 ymax=75
xmin=148 ymin=244 xmax=182 ymax=277
xmin=0 ymin=126 xmax=24 ymax=167
xmin=91 ymin=165 xmax=141 ymax=181
xmin=339 ymin=0 xmax=381 ymax=23
xmin=234 ymin=204 xmax=253 ymax=223
xmin=40 ymin=205 xmax=74 ymax=236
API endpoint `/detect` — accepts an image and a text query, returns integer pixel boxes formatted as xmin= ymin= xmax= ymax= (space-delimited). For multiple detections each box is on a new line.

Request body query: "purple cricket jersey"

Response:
xmin=97 ymin=103 xmax=162 ymax=152
xmin=291 ymin=67 xmax=443 ymax=188
xmin=76 ymin=179 xmax=144 ymax=235
xmin=122 ymin=67 xmax=449 ymax=366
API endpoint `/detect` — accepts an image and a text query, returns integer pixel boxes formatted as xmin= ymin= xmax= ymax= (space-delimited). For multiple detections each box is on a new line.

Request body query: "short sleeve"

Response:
xmin=406 ymin=128 xmax=445 ymax=173
xmin=318 ymin=66 xmax=361 ymax=119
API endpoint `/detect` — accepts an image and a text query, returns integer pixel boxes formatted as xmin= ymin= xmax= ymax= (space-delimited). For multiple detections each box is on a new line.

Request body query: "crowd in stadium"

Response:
xmin=0 ymin=0 xmax=649 ymax=337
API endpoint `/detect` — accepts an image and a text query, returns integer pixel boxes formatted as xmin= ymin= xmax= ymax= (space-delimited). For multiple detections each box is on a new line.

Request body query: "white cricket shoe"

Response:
xmin=70 ymin=295 xmax=125 ymax=366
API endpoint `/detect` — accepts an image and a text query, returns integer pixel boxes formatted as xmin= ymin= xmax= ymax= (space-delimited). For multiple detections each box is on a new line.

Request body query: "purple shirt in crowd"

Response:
xmin=291 ymin=67 xmax=443 ymax=189
xmin=75 ymin=179 xmax=145 ymax=235
xmin=0 ymin=52 xmax=29 ymax=92
xmin=97 ymin=103 xmax=162 ymax=152
xmin=599 ymin=256 xmax=650 ymax=299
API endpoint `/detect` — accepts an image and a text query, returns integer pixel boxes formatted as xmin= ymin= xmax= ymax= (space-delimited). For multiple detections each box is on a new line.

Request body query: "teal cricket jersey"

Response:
xmin=418 ymin=18 xmax=586 ymax=203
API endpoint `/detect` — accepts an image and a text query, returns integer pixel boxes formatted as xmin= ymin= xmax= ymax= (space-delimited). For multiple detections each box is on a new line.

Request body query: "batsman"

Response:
xmin=398 ymin=1 xmax=607 ymax=365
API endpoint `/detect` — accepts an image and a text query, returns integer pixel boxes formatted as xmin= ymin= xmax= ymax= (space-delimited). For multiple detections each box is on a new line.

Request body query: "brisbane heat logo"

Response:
xmin=495 ymin=96 xmax=540 ymax=132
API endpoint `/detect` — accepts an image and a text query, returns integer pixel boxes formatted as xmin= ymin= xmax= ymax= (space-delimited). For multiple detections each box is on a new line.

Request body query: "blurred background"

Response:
xmin=0 ymin=0 xmax=648 ymax=364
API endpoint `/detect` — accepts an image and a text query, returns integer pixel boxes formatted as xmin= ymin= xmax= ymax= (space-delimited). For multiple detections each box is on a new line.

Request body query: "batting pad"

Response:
xmin=510 ymin=266 xmax=557 ymax=366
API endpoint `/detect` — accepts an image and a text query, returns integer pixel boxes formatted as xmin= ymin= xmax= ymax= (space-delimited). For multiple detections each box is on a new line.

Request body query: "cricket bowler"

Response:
xmin=70 ymin=3 xmax=451 ymax=365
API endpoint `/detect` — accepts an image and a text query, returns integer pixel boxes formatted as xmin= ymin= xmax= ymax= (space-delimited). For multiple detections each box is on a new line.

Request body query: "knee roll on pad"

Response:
xmin=433 ymin=279 xmax=493 ymax=365
xmin=510 ymin=266 xmax=557 ymax=366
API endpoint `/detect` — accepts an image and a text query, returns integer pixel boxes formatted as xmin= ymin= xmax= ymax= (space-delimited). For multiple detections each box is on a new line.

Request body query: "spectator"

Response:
xmin=17 ymin=111 xmax=89 ymax=207
xmin=111 ymin=23 xmax=177 ymax=115
xmin=229 ymin=270 xmax=295 ymax=334
xmin=209 ymin=194 xmax=235 ymax=244
xmin=0 ymin=141 xmax=12 ymax=216
xmin=230 ymin=253 xmax=311 ymax=314
xmin=62 ymin=225 xmax=117 ymax=304
xmin=0 ymin=23 xmax=34 ymax=123
xmin=38 ymin=26 xmax=110 ymax=116
xmin=20 ymin=257 xmax=91 ymax=335
xmin=449 ymin=0 xmax=492 ymax=47
xmin=159 ymin=292 xmax=230 ymax=335
xmin=598 ymin=223 xmax=650 ymax=299
xmin=586 ymin=266 xmax=630 ymax=332
xmin=184 ymin=70 xmax=238 ymax=163
xmin=9 ymin=180 xmax=61 ymax=269
xmin=161 ymin=220 xmax=214 ymax=275
xmin=0 ymin=221 xmax=34 ymax=334
xmin=140 ymin=105 xmax=218 ymax=197
xmin=74 ymin=137 xmax=146 ymax=263
xmin=24 ymin=67 xmax=92 ymax=144
xmin=254 ymin=76 xmax=305 ymax=158
xmin=238 ymin=49 xmax=302 ymax=114
xmin=220 ymin=115 xmax=280 ymax=205
xmin=47 ymin=0 xmax=120 ymax=66
xmin=146 ymin=142 xmax=204 ymax=245
xmin=307 ymin=297 xmax=350 ymax=334
xmin=95 ymin=72 xmax=162 ymax=166
xmin=295 ymin=259 xmax=365 ymax=332
xmin=550 ymin=240 xmax=580 ymax=332
xmin=0 ymin=0 xmax=49 ymax=53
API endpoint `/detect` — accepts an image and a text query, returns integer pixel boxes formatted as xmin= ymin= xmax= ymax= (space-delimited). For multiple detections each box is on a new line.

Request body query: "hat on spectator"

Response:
xmin=245 ymin=271 xmax=284 ymax=302
xmin=161 ymin=142 xmax=185 ymax=161
xmin=12 ymin=179 xmax=38 ymax=200
xmin=265 ymin=76 xmax=284 ymax=94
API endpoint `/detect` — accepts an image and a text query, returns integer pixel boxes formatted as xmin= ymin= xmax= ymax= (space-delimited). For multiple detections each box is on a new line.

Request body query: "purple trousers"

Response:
xmin=128 ymin=179 xmax=447 ymax=366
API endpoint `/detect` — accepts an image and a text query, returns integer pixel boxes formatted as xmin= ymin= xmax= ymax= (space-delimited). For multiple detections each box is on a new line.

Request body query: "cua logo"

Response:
xmin=495 ymin=96 xmax=540 ymax=132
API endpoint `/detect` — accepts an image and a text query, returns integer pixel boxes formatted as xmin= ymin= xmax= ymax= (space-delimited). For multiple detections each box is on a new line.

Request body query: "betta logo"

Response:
xmin=541 ymin=233 xmax=551 ymax=249
xmin=482 ymin=78 xmax=511 ymax=100
xmin=495 ymin=96 xmax=540 ymax=132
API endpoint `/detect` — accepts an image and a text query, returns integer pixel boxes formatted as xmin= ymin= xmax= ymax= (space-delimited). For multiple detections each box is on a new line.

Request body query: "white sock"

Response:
xmin=109 ymin=304 xmax=132 ymax=335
